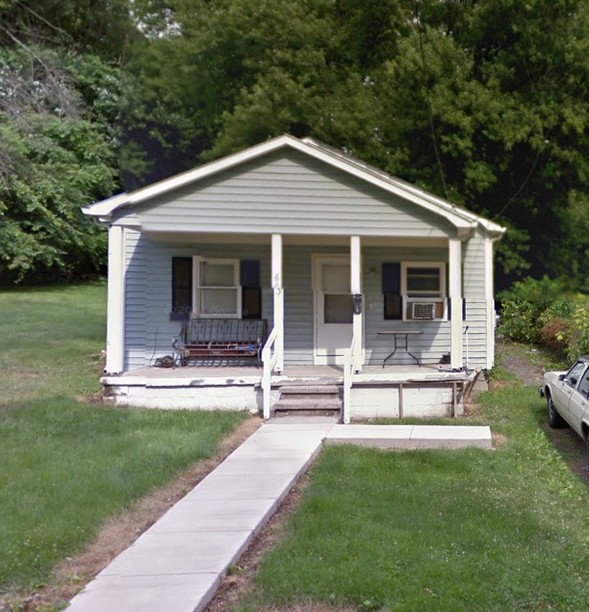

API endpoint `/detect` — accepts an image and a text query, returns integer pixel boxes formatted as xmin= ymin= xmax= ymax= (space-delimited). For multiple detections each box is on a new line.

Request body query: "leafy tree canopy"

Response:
xmin=0 ymin=2 xmax=126 ymax=283
xmin=124 ymin=0 xmax=589 ymax=290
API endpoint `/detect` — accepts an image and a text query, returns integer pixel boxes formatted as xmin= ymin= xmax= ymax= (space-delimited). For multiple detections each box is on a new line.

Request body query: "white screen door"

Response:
xmin=313 ymin=255 xmax=353 ymax=364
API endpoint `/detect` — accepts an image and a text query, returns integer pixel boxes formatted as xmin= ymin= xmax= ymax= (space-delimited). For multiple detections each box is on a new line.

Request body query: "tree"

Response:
xmin=0 ymin=46 xmax=119 ymax=283
xmin=121 ymin=0 xmax=589 ymax=290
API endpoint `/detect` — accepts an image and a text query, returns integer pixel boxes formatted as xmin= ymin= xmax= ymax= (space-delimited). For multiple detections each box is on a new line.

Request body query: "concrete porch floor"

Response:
xmin=103 ymin=363 xmax=467 ymax=385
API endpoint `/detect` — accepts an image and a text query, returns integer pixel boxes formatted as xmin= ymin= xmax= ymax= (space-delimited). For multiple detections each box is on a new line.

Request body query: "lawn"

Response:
xmin=0 ymin=283 xmax=246 ymax=594
xmin=237 ymin=387 xmax=589 ymax=611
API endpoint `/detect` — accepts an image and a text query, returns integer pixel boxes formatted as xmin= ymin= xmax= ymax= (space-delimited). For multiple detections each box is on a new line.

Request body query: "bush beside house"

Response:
xmin=498 ymin=276 xmax=589 ymax=359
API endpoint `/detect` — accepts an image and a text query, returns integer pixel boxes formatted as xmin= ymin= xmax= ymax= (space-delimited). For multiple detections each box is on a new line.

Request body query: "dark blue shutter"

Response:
xmin=171 ymin=257 xmax=192 ymax=321
xmin=240 ymin=260 xmax=260 ymax=287
xmin=382 ymin=263 xmax=400 ymax=294
xmin=240 ymin=260 xmax=261 ymax=319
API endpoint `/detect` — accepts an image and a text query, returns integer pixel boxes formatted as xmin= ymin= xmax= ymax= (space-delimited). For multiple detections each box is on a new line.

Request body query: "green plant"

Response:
xmin=498 ymin=299 xmax=540 ymax=343
xmin=567 ymin=303 xmax=589 ymax=360
xmin=539 ymin=318 xmax=571 ymax=356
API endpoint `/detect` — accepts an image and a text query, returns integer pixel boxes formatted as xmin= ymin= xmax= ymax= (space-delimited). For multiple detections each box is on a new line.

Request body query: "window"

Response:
xmin=578 ymin=368 xmax=589 ymax=398
xmin=402 ymin=262 xmax=446 ymax=320
xmin=382 ymin=262 xmax=446 ymax=321
xmin=565 ymin=361 xmax=587 ymax=389
xmin=171 ymin=257 xmax=261 ymax=320
xmin=195 ymin=258 xmax=240 ymax=317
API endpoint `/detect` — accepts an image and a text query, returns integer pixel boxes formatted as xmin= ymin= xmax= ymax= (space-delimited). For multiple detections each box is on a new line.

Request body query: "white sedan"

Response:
xmin=539 ymin=356 xmax=589 ymax=457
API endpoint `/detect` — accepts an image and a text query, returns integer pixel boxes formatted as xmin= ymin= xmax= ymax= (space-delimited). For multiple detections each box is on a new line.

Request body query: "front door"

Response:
xmin=313 ymin=254 xmax=353 ymax=364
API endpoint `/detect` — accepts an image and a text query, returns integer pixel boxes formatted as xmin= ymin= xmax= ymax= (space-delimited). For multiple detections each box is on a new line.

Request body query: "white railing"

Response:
xmin=342 ymin=332 xmax=360 ymax=424
xmin=261 ymin=327 xmax=279 ymax=419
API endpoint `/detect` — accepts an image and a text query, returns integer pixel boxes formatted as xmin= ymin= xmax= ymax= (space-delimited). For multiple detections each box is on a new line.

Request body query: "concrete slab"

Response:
xmin=325 ymin=424 xmax=492 ymax=450
xmin=67 ymin=573 xmax=220 ymax=612
xmin=211 ymin=455 xmax=319 ymax=476
xmin=182 ymin=472 xmax=299 ymax=502
xmin=148 ymin=498 xmax=278 ymax=533
xmin=325 ymin=424 xmax=413 ymax=448
xmin=410 ymin=425 xmax=492 ymax=449
xmin=99 ymin=530 xmax=253 ymax=577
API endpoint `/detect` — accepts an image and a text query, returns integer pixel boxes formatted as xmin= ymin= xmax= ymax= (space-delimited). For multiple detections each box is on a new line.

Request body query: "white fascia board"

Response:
xmin=82 ymin=192 xmax=130 ymax=218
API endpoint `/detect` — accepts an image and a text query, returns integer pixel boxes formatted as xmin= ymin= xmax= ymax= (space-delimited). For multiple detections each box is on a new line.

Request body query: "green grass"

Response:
xmin=0 ymin=283 xmax=246 ymax=592
xmin=237 ymin=387 xmax=589 ymax=611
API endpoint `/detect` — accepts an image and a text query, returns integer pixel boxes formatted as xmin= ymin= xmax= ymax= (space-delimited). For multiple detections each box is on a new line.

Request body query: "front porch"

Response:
xmin=101 ymin=364 xmax=480 ymax=420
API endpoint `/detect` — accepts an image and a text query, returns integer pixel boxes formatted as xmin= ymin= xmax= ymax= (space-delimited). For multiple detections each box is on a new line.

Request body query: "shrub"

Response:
xmin=498 ymin=300 xmax=541 ymax=343
xmin=567 ymin=304 xmax=589 ymax=360
xmin=539 ymin=318 xmax=570 ymax=356
xmin=498 ymin=276 xmax=578 ymax=347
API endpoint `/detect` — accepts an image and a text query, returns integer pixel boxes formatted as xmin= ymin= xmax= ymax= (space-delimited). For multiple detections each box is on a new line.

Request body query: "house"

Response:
xmin=83 ymin=134 xmax=505 ymax=422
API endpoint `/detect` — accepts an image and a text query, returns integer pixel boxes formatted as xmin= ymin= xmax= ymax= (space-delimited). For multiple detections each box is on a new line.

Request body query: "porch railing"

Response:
xmin=261 ymin=326 xmax=280 ymax=419
xmin=342 ymin=332 xmax=360 ymax=424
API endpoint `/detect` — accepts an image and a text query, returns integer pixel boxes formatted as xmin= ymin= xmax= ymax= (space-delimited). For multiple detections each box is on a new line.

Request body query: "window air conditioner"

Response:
xmin=412 ymin=302 xmax=436 ymax=320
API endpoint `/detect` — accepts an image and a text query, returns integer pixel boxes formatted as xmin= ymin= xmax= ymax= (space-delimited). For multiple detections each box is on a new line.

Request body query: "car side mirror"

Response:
xmin=558 ymin=374 xmax=566 ymax=382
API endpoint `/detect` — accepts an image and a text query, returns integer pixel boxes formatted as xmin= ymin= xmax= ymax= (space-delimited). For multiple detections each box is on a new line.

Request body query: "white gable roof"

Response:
xmin=83 ymin=134 xmax=505 ymax=236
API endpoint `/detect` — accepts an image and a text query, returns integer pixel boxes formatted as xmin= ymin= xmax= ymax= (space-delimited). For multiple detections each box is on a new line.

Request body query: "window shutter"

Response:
xmin=171 ymin=257 xmax=192 ymax=320
xmin=240 ymin=260 xmax=260 ymax=287
xmin=382 ymin=263 xmax=400 ymax=294
xmin=240 ymin=260 xmax=261 ymax=319
xmin=382 ymin=263 xmax=402 ymax=320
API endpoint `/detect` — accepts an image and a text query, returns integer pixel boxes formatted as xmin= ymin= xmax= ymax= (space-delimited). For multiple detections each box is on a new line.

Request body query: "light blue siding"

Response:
xmin=462 ymin=228 xmax=489 ymax=368
xmin=123 ymin=239 xmax=494 ymax=368
xmin=123 ymin=235 xmax=272 ymax=369
xmin=130 ymin=151 xmax=456 ymax=238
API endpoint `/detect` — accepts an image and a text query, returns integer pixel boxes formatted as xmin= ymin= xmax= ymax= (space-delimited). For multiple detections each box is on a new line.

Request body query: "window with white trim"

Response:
xmin=193 ymin=257 xmax=241 ymax=318
xmin=401 ymin=262 xmax=446 ymax=321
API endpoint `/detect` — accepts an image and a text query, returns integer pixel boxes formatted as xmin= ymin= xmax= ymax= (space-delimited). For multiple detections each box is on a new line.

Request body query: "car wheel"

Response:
xmin=585 ymin=432 xmax=589 ymax=468
xmin=547 ymin=394 xmax=566 ymax=428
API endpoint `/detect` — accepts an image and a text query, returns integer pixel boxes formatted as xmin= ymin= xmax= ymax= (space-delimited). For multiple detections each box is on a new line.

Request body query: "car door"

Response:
xmin=568 ymin=364 xmax=589 ymax=436
xmin=552 ymin=360 xmax=587 ymax=425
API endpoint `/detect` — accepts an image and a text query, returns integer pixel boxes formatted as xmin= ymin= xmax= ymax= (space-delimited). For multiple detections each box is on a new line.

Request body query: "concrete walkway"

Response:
xmin=66 ymin=422 xmax=491 ymax=612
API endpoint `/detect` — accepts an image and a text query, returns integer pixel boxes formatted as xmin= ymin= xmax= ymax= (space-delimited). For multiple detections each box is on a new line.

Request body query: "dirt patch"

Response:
xmin=497 ymin=341 xmax=545 ymax=387
xmin=2 ymin=415 xmax=261 ymax=612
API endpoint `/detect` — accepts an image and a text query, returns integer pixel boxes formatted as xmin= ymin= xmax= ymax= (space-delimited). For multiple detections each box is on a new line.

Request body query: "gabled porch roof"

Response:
xmin=83 ymin=134 xmax=505 ymax=239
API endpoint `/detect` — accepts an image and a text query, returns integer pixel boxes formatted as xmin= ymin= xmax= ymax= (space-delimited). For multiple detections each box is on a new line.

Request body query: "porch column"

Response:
xmin=272 ymin=233 xmax=284 ymax=373
xmin=105 ymin=225 xmax=125 ymax=375
xmin=449 ymin=237 xmax=463 ymax=369
xmin=351 ymin=235 xmax=362 ymax=372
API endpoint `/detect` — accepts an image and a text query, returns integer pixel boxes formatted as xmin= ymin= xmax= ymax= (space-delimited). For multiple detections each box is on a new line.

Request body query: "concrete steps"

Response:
xmin=272 ymin=379 xmax=343 ymax=418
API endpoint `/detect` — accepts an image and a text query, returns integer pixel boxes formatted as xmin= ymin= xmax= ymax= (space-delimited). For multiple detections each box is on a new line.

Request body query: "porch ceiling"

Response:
xmin=143 ymin=230 xmax=449 ymax=249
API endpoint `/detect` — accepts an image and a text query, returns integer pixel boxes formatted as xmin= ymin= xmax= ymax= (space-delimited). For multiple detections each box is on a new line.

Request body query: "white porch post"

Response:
xmin=449 ymin=237 xmax=463 ymax=369
xmin=105 ymin=225 xmax=125 ymax=374
xmin=351 ymin=235 xmax=362 ymax=372
xmin=272 ymin=234 xmax=284 ymax=373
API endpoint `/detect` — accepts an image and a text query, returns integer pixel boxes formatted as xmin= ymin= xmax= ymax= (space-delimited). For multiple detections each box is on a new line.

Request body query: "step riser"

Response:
xmin=279 ymin=386 xmax=341 ymax=395
xmin=273 ymin=411 xmax=340 ymax=417
xmin=278 ymin=394 xmax=340 ymax=402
